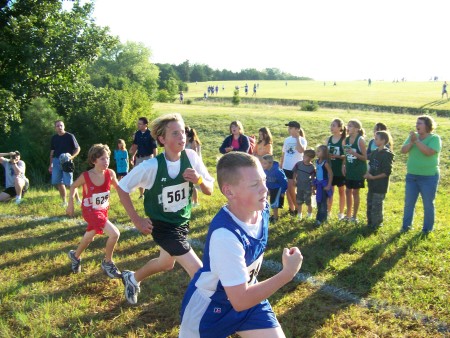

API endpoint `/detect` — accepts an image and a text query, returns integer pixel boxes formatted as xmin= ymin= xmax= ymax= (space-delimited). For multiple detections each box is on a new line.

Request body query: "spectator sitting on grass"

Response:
xmin=0 ymin=151 xmax=29 ymax=205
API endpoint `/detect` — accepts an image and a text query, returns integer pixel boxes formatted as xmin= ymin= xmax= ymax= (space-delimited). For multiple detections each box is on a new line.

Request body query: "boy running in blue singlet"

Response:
xmin=180 ymin=152 xmax=303 ymax=338
xmin=117 ymin=113 xmax=214 ymax=304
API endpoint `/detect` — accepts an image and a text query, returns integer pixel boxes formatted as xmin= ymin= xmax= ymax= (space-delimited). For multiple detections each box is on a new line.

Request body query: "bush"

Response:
xmin=157 ymin=89 xmax=175 ymax=103
xmin=18 ymin=98 xmax=61 ymax=185
xmin=300 ymin=101 xmax=319 ymax=111
xmin=232 ymin=90 xmax=240 ymax=106
xmin=186 ymin=99 xmax=192 ymax=105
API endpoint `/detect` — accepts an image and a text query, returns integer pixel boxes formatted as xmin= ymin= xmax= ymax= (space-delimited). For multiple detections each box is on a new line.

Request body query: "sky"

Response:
xmin=67 ymin=0 xmax=450 ymax=81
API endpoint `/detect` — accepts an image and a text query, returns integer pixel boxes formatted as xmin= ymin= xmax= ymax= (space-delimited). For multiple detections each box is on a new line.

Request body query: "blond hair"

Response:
xmin=151 ymin=113 xmax=184 ymax=147
xmin=229 ymin=120 xmax=244 ymax=134
xmin=117 ymin=139 xmax=126 ymax=149
xmin=348 ymin=119 xmax=365 ymax=136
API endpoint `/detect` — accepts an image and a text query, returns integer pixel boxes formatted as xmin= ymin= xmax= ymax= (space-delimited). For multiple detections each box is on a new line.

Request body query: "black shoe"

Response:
xmin=68 ymin=250 xmax=81 ymax=273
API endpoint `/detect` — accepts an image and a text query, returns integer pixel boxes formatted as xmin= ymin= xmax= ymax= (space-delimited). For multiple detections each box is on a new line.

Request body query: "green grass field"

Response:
xmin=186 ymin=80 xmax=450 ymax=112
xmin=0 ymin=100 xmax=449 ymax=337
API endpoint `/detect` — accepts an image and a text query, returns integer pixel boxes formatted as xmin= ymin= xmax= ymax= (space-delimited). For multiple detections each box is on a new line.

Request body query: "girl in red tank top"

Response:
xmin=66 ymin=144 xmax=121 ymax=278
xmin=82 ymin=169 xmax=111 ymax=233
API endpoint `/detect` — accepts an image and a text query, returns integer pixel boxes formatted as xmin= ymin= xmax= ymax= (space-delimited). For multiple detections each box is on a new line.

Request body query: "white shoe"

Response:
xmin=297 ymin=213 xmax=303 ymax=220
xmin=61 ymin=202 xmax=68 ymax=208
xmin=307 ymin=213 xmax=313 ymax=219
xmin=338 ymin=213 xmax=345 ymax=220
xmin=15 ymin=198 xmax=22 ymax=205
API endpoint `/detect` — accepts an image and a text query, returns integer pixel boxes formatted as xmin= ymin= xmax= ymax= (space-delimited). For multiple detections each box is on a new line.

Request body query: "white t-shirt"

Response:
xmin=282 ymin=136 xmax=307 ymax=171
xmin=118 ymin=149 xmax=213 ymax=193
xmin=207 ymin=207 xmax=263 ymax=287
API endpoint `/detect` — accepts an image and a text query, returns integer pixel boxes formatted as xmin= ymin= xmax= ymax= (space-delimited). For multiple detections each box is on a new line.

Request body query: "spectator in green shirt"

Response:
xmin=401 ymin=115 xmax=441 ymax=234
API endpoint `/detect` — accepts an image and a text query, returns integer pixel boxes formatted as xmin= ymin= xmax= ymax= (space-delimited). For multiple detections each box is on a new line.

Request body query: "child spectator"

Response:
xmin=255 ymin=127 xmax=273 ymax=161
xmin=114 ymin=139 xmax=129 ymax=180
xmin=117 ymin=113 xmax=214 ymax=304
xmin=364 ymin=131 xmax=394 ymax=228
xmin=280 ymin=121 xmax=307 ymax=216
xmin=293 ymin=149 xmax=315 ymax=220
xmin=343 ymin=119 xmax=367 ymax=222
xmin=185 ymin=126 xmax=202 ymax=207
xmin=327 ymin=118 xmax=346 ymax=220
xmin=367 ymin=123 xmax=389 ymax=156
xmin=219 ymin=120 xmax=250 ymax=154
xmin=261 ymin=154 xmax=288 ymax=223
xmin=314 ymin=145 xmax=333 ymax=226
xmin=179 ymin=152 xmax=303 ymax=337
xmin=66 ymin=144 xmax=121 ymax=278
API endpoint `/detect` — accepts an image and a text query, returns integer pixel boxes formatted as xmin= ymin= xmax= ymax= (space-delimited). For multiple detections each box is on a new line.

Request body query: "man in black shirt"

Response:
xmin=49 ymin=120 xmax=81 ymax=206
xmin=129 ymin=117 xmax=158 ymax=198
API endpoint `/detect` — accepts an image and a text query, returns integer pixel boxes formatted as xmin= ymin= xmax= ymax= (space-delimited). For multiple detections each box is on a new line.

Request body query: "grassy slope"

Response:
xmin=186 ymin=80 xmax=450 ymax=111
xmin=0 ymin=102 xmax=448 ymax=337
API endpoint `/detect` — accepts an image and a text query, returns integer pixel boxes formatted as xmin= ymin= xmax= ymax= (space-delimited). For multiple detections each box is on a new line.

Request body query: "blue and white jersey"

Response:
xmin=180 ymin=204 xmax=272 ymax=337
xmin=193 ymin=204 xmax=268 ymax=301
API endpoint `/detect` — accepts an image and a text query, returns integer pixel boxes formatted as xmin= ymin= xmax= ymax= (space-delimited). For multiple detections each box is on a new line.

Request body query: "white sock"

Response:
xmin=130 ymin=273 xmax=140 ymax=286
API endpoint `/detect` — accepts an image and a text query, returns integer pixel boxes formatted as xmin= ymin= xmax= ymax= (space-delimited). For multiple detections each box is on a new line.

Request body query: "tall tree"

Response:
xmin=0 ymin=0 xmax=116 ymax=105
xmin=88 ymin=41 xmax=159 ymax=97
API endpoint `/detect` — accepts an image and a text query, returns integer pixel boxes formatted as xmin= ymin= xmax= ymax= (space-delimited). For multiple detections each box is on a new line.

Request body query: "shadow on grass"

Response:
xmin=276 ymin=232 xmax=422 ymax=337
xmin=0 ymin=214 xmax=74 ymax=237
xmin=266 ymin=218 xmax=373 ymax=276
xmin=420 ymin=99 xmax=449 ymax=109
xmin=49 ymin=264 xmax=189 ymax=337
xmin=0 ymin=225 xmax=82 ymax=255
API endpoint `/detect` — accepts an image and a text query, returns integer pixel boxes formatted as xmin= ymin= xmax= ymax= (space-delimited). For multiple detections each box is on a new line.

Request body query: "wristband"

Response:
xmin=196 ymin=176 xmax=203 ymax=185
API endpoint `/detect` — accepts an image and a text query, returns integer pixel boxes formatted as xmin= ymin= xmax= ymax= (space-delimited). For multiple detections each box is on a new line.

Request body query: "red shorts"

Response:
xmin=83 ymin=210 xmax=108 ymax=234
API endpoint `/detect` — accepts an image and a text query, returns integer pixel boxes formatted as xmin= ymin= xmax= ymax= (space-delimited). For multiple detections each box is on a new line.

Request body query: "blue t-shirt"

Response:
xmin=114 ymin=149 xmax=129 ymax=174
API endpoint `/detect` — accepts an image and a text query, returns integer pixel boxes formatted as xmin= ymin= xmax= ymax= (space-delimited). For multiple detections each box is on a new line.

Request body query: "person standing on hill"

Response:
xmin=367 ymin=123 xmax=392 ymax=157
xmin=114 ymin=139 xmax=129 ymax=180
xmin=255 ymin=127 xmax=273 ymax=161
xmin=401 ymin=115 xmax=441 ymax=234
xmin=342 ymin=119 xmax=367 ymax=223
xmin=442 ymin=81 xmax=448 ymax=99
xmin=364 ymin=131 xmax=394 ymax=229
xmin=49 ymin=120 xmax=81 ymax=207
xmin=219 ymin=121 xmax=250 ymax=154
xmin=327 ymin=118 xmax=347 ymax=220
xmin=185 ymin=126 xmax=202 ymax=207
xmin=129 ymin=117 xmax=158 ymax=199
xmin=280 ymin=121 xmax=307 ymax=216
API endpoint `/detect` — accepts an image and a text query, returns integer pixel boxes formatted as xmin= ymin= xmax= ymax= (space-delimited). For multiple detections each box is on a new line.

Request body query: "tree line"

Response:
xmin=157 ymin=60 xmax=311 ymax=85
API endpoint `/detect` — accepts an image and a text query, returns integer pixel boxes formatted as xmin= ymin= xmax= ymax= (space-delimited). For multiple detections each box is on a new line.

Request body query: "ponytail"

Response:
xmin=299 ymin=127 xmax=305 ymax=138
xmin=341 ymin=126 xmax=347 ymax=141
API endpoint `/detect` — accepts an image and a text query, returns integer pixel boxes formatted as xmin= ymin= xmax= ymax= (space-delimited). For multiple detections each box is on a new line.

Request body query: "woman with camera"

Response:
xmin=0 ymin=151 xmax=29 ymax=204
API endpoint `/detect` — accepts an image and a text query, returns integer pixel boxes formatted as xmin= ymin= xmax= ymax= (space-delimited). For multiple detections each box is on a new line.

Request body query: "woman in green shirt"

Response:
xmin=401 ymin=115 xmax=441 ymax=234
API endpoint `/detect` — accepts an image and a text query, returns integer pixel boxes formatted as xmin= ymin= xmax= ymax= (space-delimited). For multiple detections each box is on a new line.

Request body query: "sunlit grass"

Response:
xmin=0 ymin=102 xmax=448 ymax=337
xmin=185 ymin=80 xmax=450 ymax=111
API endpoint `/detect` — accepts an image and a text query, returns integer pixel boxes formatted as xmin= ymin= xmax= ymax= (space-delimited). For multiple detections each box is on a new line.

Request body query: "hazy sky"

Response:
xmin=70 ymin=0 xmax=449 ymax=81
